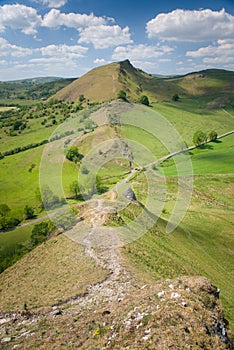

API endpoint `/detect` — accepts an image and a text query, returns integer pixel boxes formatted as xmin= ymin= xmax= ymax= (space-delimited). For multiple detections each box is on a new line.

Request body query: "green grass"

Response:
xmin=0 ymin=144 xmax=79 ymax=210
xmin=62 ymin=160 xmax=79 ymax=197
xmin=0 ymin=123 xmax=57 ymax=153
xmin=120 ymin=124 xmax=167 ymax=159
xmin=0 ymin=146 xmax=43 ymax=210
xmin=152 ymin=100 xmax=234 ymax=146
xmin=0 ymin=225 xmax=32 ymax=257
xmin=193 ymin=175 xmax=234 ymax=207
xmin=119 ymin=103 xmax=234 ymax=166
xmin=120 ymin=174 xmax=234 ymax=332
xmin=163 ymin=134 xmax=234 ymax=176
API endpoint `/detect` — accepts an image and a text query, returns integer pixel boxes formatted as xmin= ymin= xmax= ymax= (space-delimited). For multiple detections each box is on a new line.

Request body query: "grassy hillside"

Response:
xmin=52 ymin=60 xmax=234 ymax=108
xmin=0 ymin=234 xmax=107 ymax=311
xmin=114 ymin=165 xmax=233 ymax=329
xmin=0 ymin=63 xmax=233 ymax=342
xmin=53 ymin=61 xmax=123 ymax=102
xmin=175 ymin=69 xmax=234 ymax=107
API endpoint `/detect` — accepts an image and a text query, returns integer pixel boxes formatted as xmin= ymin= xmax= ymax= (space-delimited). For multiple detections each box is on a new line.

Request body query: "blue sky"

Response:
xmin=0 ymin=0 xmax=233 ymax=80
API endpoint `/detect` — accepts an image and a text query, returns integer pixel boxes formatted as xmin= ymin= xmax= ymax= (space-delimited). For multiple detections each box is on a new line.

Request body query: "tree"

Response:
xmin=193 ymin=130 xmax=207 ymax=147
xmin=172 ymin=93 xmax=179 ymax=102
xmin=70 ymin=180 xmax=80 ymax=199
xmin=12 ymin=120 xmax=23 ymax=131
xmin=66 ymin=146 xmax=83 ymax=163
xmin=53 ymin=210 xmax=76 ymax=231
xmin=0 ymin=204 xmax=20 ymax=229
xmin=39 ymin=185 xmax=62 ymax=210
xmin=24 ymin=205 xmax=35 ymax=220
xmin=31 ymin=221 xmax=50 ymax=246
xmin=208 ymin=130 xmax=218 ymax=142
xmin=78 ymin=94 xmax=85 ymax=102
xmin=117 ymin=90 xmax=127 ymax=101
xmin=139 ymin=95 xmax=149 ymax=106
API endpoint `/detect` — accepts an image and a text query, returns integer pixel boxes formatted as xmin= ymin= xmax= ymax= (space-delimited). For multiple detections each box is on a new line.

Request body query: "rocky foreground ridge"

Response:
xmin=0 ymin=275 xmax=232 ymax=349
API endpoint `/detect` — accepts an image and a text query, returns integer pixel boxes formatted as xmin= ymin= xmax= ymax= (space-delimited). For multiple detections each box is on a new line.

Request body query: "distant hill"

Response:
xmin=169 ymin=68 xmax=234 ymax=108
xmin=53 ymin=60 xmax=234 ymax=108
xmin=7 ymin=77 xmax=63 ymax=84
xmin=0 ymin=77 xmax=76 ymax=101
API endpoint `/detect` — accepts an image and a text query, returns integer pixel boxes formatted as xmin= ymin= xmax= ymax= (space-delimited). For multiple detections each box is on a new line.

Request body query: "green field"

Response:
xmin=0 ymin=101 xmax=233 ymax=240
xmin=0 ymin=146 xmax=44 ymax=211
xmin=163 ymin=134 xmax=234 ymax=175
xmin=0 ymin=225 xmax=32 ymax=257
xmin=118 ymin=102 xmax=234 ymax=161
xmin=0 ymin=121 xmax=57 ymax=153
xmin=153 ymin=101 xmax=234 ymax=142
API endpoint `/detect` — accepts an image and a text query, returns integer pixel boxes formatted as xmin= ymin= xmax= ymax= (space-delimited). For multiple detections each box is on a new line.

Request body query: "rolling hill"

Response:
xmin=0 ymin=60 xmax=233 ymax=348
xmin=53 ymin=60 xmax=234 ymax=107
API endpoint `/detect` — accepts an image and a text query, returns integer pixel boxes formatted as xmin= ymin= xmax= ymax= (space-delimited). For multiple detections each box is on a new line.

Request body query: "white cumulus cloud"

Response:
xmin=41 ymin=0 xmax=67 ymax=8
xmin=42 ymin=9 xmax=106 ymax=29
xmin=39 ymin=43 xmax=88 ymax=58
xmin=187 ymin=39 xmax=234 ymax=57
xmin=146 ymin=8 xmax=234 ymax=42
xmin=186 ymin=39 xmax=234 ymax=66
xmin=0 ymin=38 xmax=33 ymax=57
xmin=42 ymin=9 xmax=132 ymax=49
xmin=0 ymin=4 xmax=42 ymax=35
xmin=94 ymin=58 xmax=107 ymax=64
xmin=112 ymin=44 xmax=173 ymax=61
xmin=78 ymin=25 xmax=133 ymax=49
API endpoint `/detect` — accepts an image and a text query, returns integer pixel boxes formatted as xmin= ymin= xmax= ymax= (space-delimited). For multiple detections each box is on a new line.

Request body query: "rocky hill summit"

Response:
xmin=0 ymin=274 xmax=232 ymax=349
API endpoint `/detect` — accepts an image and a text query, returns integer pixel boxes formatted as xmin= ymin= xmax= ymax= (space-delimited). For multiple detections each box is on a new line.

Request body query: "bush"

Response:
xmin=139 ymin=95 xmax=149 ymax=106
xmin=117 ymin=90 xmax=127 ymax=101
xmin=172 ymin=93 xmax=179 ymax=102
xmin=79 ymin=94 xmax=85 ymax=102
xmin=66 ymin=146 xmax=83 ymax=163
